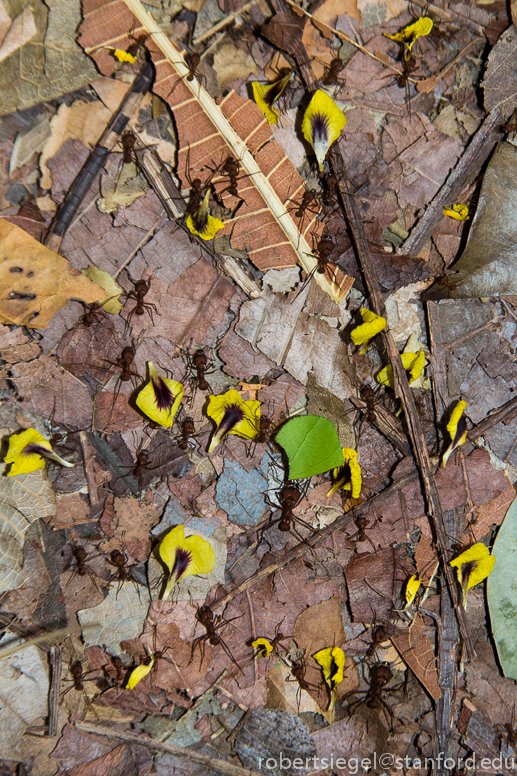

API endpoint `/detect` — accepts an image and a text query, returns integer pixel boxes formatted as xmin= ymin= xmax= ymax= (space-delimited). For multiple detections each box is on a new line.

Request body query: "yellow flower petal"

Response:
xmin=442 ymin=400 xmax=468 ymax=467
xmin=302 ymin=90 xmax=347 ymax=171
xmin=326 ymin=448 xmax=362 ymax=498
xmin=450 ymin=543 xmax=495 ymax=608
xmin=159 ymin=525 xmax=216 ymax=600
xmin=126 ymin=657 xmax=154 ymax=689
xmin=206 ymin=389 xmax=260 ymax=453
xmin=443 ymin=203 xmax=470 ymax=221
xmin=4 ymin=428 xmax=74 ymax=476
xmin=252 ymin=638 xmax=273 ymax=658
xmin=252 ymin=72 xmax=292 ymax=125
xmin=404 ymin=574 xmax=422 ymax=608
xmin=186 ymin=191 xmax=225 ymax=240
xmin=313 ymin=646 xmax=345 ymax=709
xmin=136 ymin=362 xmax=184 ymax=428
xmin=350 ymin=309 xmax=386 ymax=351
xmin=384 ymin=17 xmax=433 ymax=57
xmin=376 ymin=351 xmax=427 ymax=389
xmin=112 ymin=48 xmax=138 ymax=63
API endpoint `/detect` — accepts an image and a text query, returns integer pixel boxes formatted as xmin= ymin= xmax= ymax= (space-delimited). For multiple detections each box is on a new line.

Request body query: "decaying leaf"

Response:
xmin=0 ymin=219 xmax=105 ymax=328
xmin=426 ymin=143 xmax=517 ymax=298
xmin=77 ymin=582 xmax=151 ymax=651
xmin=488 ymin=495 xmax=517 ymax=679
xmin=0 ymin=470 xmax=55 ymax=592
xmin=0 ymin=639 xmax=49 ymax=760
xmin=391 ymin=613 xmax=441 ymax=700
xmin=482 ymin=26 xmax=517 ymax=120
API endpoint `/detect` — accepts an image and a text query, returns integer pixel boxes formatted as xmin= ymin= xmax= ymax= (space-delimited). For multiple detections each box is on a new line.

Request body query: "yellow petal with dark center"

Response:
xmin=136 ymin=362 xmax=184 ymax=428
xmin=326 ymin=448 xmax=361 ymax=498
xmin=4 ymin=428 xmax=73 ymax=476
xmin=450 ymin=543 xmax=495 ymax=607
xmin=186 ymin=191 xmax=225 ymax=240
xmin=302 ymin=90 xmax=347 ymax=171
xmin=252 ymin=72 xmax=292 ymax=125
xmin=159 ymin=525 xmax=215 ymax=600
xmin=405 ymin=574 xmax=422 ymax=607
xmin=206 ymin=389 xmax=260 ymax=452
xmin=313 ymin=646 xmax=345 ymax=691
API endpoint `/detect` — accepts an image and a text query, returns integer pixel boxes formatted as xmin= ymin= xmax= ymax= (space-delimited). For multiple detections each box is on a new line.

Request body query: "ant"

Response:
xmin=96 ymin=654 xmax=126 ymax=690
xmin=359 ymin=383 xmax=378 ymax=424
xmin=109 ymin=343 xmax=141 ymax=398
xmin=297 ymin=235 xmax=338 ymax=296
xmin=62 ymin=542 xmax=104 ymax=593
xmin=322 ymin=57 xmax=346 ymax=88
xmin=190 ymin=349 xmax=211 ymax=392
xmin=286 ymin=188 xmax=321 ymax=231
xmin=191 ymin=604 xmax=244 ymax=674
xmin=177 ymin=417 xmax=196 ymax=450
xmin=107 ymin=549 xmax=141 ymax=588
xmin=365 ymin=623 xmax=390 ymax=658
xmin=258 ymin=482 xmax=315 ymax=550
xmin=348 ymin=514 xmax=379 ymax=551
xmin=344 ymin=662 xmax=400 ymax=726
xmin=62 ymin=659 xmax=100 ymax=714
xmin=75 ymin=300 xmax=109 ymax=328
xmin=319 ymin=173 xmax=339 ymax=208
xmin=121 ymin=131 xmax=137 ymax=164
xmin=166 ymin=52 xmax=207 ymax=100
xmin=213 ymin=155 xmax=245 ymax=200
xmin=124 ymin=274 xmax=159 ymax=330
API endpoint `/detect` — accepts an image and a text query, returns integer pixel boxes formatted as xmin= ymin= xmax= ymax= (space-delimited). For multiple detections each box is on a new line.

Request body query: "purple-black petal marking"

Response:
xmin=170 ymin=548 xmax=192 ymax=582
xmin=152 ymin=375 xmax=175 ymax=411
xmin=219 ymin=404 xmax=245 ymax=437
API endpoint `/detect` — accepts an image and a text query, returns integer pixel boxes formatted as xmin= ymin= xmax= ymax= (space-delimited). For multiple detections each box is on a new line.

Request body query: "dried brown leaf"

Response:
xmin=391 ymin=613 xmax=441 ymax=700
xmin=0 ymin=219 xmax=104 ymax=328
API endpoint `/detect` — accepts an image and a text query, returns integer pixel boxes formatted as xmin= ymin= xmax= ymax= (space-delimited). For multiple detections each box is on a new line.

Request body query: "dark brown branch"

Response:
xmin=398 ymin=109 xmax=503 ymax=258
xmin=48 ymin=646 xmax=62 ymax=737
xmin=44 ymin=61 xmax=154 ymax=252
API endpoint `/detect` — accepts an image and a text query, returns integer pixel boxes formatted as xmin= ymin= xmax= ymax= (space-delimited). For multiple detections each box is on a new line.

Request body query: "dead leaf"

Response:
xmin=0 ymin=470 xmax=55 ymax=592
xmin=483 ymin=25 xmax=517 ymax=120
xmin=392 ymin=613 xmax=441 ymax=700
xmin=0 ymin=219 xmax=105 ymax=328
xmin=77 ymin=581 xmax=151 ymax=652
xmin=39 ymin=100 xmax=112 ymax=189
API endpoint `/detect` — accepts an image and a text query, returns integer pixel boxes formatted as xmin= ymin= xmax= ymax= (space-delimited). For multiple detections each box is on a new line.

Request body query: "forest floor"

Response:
xmin=0 ymin=0 xmax=517 ymax=773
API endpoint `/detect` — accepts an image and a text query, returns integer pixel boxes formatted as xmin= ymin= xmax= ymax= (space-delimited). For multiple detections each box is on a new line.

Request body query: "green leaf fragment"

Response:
xmin=274 ymin=415 xmax=343 ymax=479
xmin=487 ymin=495 xmax=517 ymax=679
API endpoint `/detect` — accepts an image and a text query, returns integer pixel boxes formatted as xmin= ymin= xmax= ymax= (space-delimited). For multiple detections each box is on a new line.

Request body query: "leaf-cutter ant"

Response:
xmin=191 ymin=603 xmax=244 ymax=675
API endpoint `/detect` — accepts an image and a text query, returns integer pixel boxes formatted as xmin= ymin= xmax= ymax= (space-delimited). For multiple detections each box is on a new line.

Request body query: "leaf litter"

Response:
xmin=1 ymin=0 xmax=517 ymax=772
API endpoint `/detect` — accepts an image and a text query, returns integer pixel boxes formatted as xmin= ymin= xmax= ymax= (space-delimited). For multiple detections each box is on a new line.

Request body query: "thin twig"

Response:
xmin=193 ymin=1 xmax=254 ymax=45
xmin=48 ymin=646 xmax=62 ymax=737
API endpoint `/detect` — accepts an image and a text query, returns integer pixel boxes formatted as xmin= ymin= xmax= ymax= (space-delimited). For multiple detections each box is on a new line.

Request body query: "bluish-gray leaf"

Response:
xmin=215 ymin=459 xmax=268 ymax=526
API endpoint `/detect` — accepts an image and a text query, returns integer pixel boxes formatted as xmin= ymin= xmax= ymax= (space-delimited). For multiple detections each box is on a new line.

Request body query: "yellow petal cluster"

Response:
xmin=449 ymin=543 xmax=495 ymax=608
xmin=159 ymin=525 xmax=215 ymax=600
xmin=252 ymin=638 xmax=274 ymax=658
xmin=186 ymin=191 xmax=225 ymax=240
xmin=442 ymin=400 xmax=468 ymax=467
xmin=252 ymin=71 xmax=292 ymax=125
xmin=326 ymin=448 xmax=362 ymax=499
xmin=384 ymin=17 xmax=433 ymax=60
xmin=206 ymin=389 xmax=260 ymax=453
xmin=4 ymin=428 xmax=74 ymax=476
xmin=443 ymin=203 xmax=469 ymax=221
xmin=302 ymin=90 xmax=347 ymax=171
xmin=376 ymin=351 xmax=426 ymax=389
xmin=350 ymin=309 xmax=386 ymax=352
xmin=136 ymin=362 xmax=184 ymax=428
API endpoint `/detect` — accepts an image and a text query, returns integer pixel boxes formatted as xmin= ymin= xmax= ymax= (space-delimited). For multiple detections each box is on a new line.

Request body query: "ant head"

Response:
xmin=193 ymin=349 xmax=208 ymax=367
xmin=280 ymin=484 xmax=301 ymax=508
